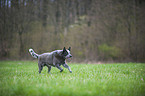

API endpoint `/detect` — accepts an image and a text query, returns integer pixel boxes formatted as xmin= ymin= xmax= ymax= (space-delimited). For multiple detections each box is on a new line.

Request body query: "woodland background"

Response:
xmin=0 ymin=0 xmax=145 ymax=62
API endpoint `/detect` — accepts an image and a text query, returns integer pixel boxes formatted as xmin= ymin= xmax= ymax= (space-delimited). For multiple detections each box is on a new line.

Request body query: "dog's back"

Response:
xmin=38 ymin=50 xmax=63 ymax=65
xmin=38 ymin=51 xmax=55 ymax=65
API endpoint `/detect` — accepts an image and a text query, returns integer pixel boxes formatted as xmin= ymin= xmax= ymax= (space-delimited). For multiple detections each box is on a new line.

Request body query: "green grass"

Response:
xmin=0 ymin=61 xmax=145 ymax=96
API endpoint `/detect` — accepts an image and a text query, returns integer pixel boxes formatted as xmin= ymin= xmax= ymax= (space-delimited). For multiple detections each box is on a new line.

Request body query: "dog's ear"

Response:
xmin=62 ymin=47 xmax=66 ymax=54
xmin=62 ymin=47 xmax=68 ymax=56
xmin=68 ymin=47 xmax=71 ymax=51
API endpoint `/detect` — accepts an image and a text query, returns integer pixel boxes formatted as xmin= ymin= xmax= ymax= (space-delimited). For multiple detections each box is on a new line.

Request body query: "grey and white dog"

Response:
xmin=29 ymin=47 xmax=72 ymax=74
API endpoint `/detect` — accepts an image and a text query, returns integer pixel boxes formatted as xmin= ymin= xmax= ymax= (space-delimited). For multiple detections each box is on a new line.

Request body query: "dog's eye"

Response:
xmin=63 ymin=51 xmax=68 ymax=56
xmin=64 ymin=52 xmax=68 ymax=56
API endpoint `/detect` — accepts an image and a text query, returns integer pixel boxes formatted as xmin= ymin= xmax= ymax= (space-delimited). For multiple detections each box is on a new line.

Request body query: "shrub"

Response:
xmin=98 ymin=44 xmax=121 ymax=60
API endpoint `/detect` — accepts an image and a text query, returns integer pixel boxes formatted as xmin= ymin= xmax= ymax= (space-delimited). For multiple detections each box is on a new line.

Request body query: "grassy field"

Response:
xmin=0 ymin=61 xmax=145 ymax=96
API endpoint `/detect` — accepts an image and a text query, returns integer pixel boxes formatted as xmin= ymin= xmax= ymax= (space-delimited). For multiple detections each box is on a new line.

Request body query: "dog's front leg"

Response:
xmin=62 ymin=63 xmax=72 ymax=73
xmin=56 ymin=64 xmax=63 ymax=72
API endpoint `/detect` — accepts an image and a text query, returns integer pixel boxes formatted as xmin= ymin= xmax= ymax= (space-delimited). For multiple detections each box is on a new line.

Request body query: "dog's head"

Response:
xmin=61 ymin=47 xmax=72 ymax=59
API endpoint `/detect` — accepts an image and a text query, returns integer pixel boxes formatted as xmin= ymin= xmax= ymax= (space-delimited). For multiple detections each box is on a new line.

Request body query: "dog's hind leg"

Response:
xmin=46 ymin=65 xmax=52 ymax=74
xmin=39 ymin=66 xmax=43 ymax=74
xmin=38 ymin=62 xmax=43 ymax=74
xmin=62 ymin=63 xmax=72 ymax=73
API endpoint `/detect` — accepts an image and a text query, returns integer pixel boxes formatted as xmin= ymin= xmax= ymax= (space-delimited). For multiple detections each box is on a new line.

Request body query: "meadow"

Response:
xmin=0 ymin=61 xmax=145 ymax=96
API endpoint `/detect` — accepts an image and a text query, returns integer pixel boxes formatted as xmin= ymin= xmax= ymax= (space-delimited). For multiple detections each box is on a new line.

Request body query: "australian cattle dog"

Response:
xmin=29 ymin=47 xmax=72 ymax=74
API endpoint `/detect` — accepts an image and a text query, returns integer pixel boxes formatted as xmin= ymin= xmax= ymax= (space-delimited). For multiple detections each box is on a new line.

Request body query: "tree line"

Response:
xmin=0 ymin=0 xmax=145 ymax=62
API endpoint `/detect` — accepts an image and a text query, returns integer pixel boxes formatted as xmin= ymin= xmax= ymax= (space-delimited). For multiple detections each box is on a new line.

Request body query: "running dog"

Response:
xmin=29 ymin=47 xmax=72 ymax=74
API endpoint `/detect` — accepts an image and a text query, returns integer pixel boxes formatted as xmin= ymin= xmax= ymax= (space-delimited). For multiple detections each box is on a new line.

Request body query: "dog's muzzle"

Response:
xmin=66 ymin=55 xmax=72 ymax=62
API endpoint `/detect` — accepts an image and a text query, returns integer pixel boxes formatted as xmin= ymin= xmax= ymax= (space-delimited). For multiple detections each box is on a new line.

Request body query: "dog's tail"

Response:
xmin=29 ymin=49 xmax=39 ymax=58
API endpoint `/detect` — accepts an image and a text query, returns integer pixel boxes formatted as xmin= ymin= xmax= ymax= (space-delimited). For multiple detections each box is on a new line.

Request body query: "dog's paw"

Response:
xmin=60 ymin=69 xmax=63 ymax=72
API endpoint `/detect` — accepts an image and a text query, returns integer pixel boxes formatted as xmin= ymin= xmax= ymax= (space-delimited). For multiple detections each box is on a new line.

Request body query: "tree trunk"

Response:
xmin=19 ymin=32 xmax=24 ymax=58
